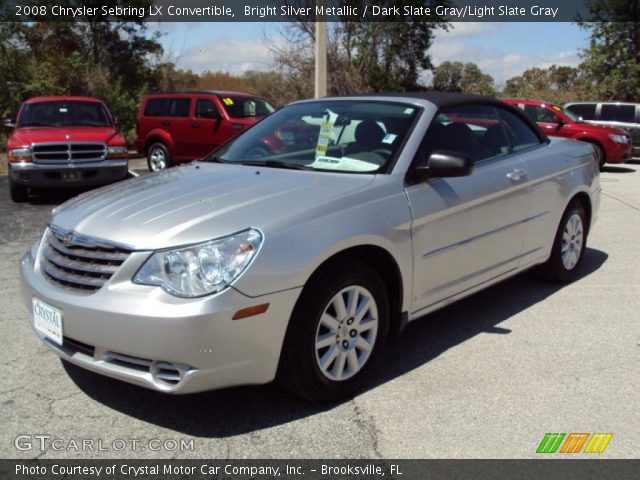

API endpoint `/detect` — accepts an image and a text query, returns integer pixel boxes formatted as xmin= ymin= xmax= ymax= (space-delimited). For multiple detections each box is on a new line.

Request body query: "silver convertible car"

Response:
xmin=20 ymin=93 xmax=600 ymax=402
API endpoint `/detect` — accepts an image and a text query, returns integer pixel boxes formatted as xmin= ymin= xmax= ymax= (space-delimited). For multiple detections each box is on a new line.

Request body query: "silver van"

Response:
xmin=564 ymin=102 xmax=640 ymax=156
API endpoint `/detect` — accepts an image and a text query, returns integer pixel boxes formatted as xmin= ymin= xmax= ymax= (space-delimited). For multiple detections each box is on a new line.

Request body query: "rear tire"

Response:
xmin=538 ymin=201 xmax=587 ymax=283
xmin=147 ymin=142 xmax=170 ymax=172
xmin=9 ymin=178 xmax=28 ymax=203
xmin=278 ymin=260 xmax=389 ymax=402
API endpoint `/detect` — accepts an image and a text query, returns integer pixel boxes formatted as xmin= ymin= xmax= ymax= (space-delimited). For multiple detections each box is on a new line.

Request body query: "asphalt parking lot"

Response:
xmin=0 ymin=160 xmax=638 ymax=459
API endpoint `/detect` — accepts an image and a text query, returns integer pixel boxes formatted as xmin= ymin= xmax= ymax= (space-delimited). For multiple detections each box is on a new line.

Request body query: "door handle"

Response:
xmin=161 ymin=121 xmax=170 ymax=127
xmin=506 ymin=169 xmax=527 ymax=181
xmin=191 ymin=122 xmax=200 ymax=128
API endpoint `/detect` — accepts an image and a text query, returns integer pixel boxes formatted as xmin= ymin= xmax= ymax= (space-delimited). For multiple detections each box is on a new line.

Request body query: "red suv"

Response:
xmin=135 ymin=91 xmax=274 ymax=171
xmin=5 ymin=96 xmax=128 ymax=202
xmin=502 ymin=98 xmax=632 ymax=169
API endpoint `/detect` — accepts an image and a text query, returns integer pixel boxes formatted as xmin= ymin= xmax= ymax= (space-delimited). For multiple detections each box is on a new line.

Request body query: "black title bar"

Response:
xmin=1 ymin=0 xmax=632 ymax=22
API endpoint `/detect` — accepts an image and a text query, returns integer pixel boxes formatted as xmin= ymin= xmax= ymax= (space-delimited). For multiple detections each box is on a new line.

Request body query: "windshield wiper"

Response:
xmin=20 ymin=122 xmax=60 ymax=127
xmin=238 ymin=159 xmax=312 ymax=170
xmin=202 ymin=154 xmax=226 ymax=163
xmin=63 ymin=123 xmax=110 ymax=127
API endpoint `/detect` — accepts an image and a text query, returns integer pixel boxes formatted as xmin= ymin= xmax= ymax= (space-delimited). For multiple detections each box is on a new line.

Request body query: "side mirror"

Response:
xmin=113 ymin=117 xmax=120 ymax=127
xmin=3 ymin=118 xmax=15 ymax=131
xmin=416 ymin=151 xmax=474 ymax=179
xmin=553 ymin=116 xmax=565 ymax=127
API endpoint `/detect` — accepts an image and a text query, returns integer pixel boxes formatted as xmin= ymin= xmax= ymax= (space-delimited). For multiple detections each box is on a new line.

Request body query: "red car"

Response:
xmin=135 ymin=91 xmax=274 ymax=171
xmin=502 ymin=98 xmax=632 ymax=169
xmin=4 ymin=96 xmax=129 ymax=202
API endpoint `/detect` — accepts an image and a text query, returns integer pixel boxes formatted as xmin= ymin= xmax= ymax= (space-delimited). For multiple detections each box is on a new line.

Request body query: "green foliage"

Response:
xmin=432 ymin=61 xmax=496 ymax=95
xmin=272 ymin=1 xmax=449 ymax=94
xmin=502 ymin=65 xmax=588 ymax=103
xmin=577 ymin=0 xmax=640 ymax=101
xmin=0 ymin=2 xmax=162 ymax=144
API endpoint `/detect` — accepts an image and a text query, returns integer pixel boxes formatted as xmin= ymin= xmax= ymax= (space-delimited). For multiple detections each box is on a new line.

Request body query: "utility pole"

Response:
xmin=315 ymin=0 xmax=327 ymax=98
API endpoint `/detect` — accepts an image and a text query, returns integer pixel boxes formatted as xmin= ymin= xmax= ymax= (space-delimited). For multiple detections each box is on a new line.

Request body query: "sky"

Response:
xmin=153 ymin=22 xmax=590 ymax=87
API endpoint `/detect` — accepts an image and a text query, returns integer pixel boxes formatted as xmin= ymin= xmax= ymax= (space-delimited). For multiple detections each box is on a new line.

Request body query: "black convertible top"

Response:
xmin=357 ymin=91 xmax=549 ymax=143
xmin=361 ymin=91 xmax=505 ymax=109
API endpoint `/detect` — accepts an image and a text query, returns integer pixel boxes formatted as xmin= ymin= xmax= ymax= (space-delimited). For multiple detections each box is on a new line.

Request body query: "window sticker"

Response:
xmin=403 ymin=108 xmax=414 ymax=115
xmin=309 ymin=155 xmax=379 ymax=172
xmin=222 ymin=97 xmax=234 ymax=106
xmin=315 ymin=109 xmax=339 ymax=160
xmin=382 ymin=133 xmax=397 ymax=144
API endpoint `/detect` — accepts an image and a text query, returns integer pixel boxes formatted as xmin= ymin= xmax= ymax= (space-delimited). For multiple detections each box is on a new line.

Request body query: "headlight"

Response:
xmin=106 ymin=145 xmax=128 ymax=159
xmin=133 ymin=229 xmax=263 ymax=298
xmin=8 ymin=148 xmax=31 ymax=162
xmin=608 ymin=134 xmax=628 ymax=144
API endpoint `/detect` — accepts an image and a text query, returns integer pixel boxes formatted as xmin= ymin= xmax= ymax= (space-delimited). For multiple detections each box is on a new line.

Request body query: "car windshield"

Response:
xmin=18 ymin=101 xmax=112 ymax=127
xmin=206 ymin=100 xmax=420 ymax=174
xmin=558 ymin=105 xmax=581 ymax=122
xmin=218 ymin=95 xmax=275 ymax=118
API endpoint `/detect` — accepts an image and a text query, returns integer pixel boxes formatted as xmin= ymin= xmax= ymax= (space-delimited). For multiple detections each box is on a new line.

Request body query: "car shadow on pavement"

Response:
xmin=63 ymin=247 xmax=608 ymax=438
xmin=601 ymin=166 xmax=636 ymax=174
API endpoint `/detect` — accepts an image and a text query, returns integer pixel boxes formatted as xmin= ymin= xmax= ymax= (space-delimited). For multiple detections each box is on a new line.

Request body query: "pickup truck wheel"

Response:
xmin=278 ymin=261 xmax=389 ymax=402
xmin=538 ymin=201 xmax=587 ymax=283
xmin=147 ymin=143 xmax=170 ymax=172
xmin=9 ymin=178 xmax=28 ymax=202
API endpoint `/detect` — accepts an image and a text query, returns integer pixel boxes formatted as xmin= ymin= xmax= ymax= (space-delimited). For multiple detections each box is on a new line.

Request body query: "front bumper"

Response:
xmin=604 ymin=141 xmax=632 ymax=164
xmin=20 ymin=242 xmax=301 ymax=394
xmin=9 ymin=160 xmax=128 ymax=188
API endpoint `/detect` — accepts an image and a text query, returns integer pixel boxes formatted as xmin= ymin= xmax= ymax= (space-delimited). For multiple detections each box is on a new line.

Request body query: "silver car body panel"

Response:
xmin=20 ymin=96 xmax=601 ymax=393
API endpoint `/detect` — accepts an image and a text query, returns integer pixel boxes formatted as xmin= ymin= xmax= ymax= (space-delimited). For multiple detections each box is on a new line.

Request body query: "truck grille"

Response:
xmin=40 ymin=226 xmax=131 ymax=292
xmin=32 ymin=143 xmax=106 ymax=164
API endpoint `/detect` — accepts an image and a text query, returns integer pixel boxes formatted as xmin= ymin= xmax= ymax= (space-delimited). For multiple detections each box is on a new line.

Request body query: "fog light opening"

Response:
xmin=150 ymin=361 xmax=183 ymax=386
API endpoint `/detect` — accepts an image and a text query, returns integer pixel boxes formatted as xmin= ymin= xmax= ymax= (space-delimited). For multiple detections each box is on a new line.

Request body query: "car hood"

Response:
xmin=575 ymin=122 xmax=629 ymax=136
xmin=9 ymin=127 xmax=122 ymax=147
xmin=51 ymin=163 xmax=375 ymax=250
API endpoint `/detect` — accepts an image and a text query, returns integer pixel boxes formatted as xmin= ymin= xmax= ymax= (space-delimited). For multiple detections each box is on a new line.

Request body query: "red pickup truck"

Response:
xmin=5 ymin=96 xmax=129 ymax=202
xmin=502 ymin=98 xmax=632 ymax=169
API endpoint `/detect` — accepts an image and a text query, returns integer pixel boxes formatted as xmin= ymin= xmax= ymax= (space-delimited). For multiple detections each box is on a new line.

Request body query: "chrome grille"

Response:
xmin=32 ymin=143 xmax=106 ymax=164
xmin=40 ymin=227 xmax=131 ymax=292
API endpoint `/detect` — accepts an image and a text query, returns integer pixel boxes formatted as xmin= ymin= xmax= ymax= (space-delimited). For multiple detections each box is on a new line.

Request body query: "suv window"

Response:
xmin=524 ymin=105 xmax=557 ymax=123
xmin=601 ymin=104 xmax=636 ymax=123
xmin=168 ymin=98 xmax=191 ymax=117
xmin=143 ymin=98 xmax=191 ymax=117
xmin=219 ymin=96 xmax=274 ymax=118
xmin=498 ymin=109 xmax=542 ymax=152
xmin=566 ymin=103 xmax=597 ymax=120
xmin=196 ymin=99 xmax=219 ymax=119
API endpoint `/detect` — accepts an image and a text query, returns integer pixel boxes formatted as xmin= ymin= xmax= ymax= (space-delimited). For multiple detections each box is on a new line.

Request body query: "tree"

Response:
xmin=432 ymin=61 xmax=496 ymax=95
xmin=153 ymin=63 xmax=200 ymax=92
xmin=243 ymin=70 xmax=300 ymax=107
xmin=0 ymin=1 xmax=163 ymax=140
xmin=502 ymin=66 xmax=588 ymax=103
xmin=578 ymin=0 xmax=640 ymax=100
xmin=269 ymin=0 xmax=449 ymax=95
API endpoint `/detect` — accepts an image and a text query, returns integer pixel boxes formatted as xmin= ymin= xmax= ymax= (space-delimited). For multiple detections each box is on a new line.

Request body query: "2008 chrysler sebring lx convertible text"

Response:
xmin=20 ymin=93 xmax=601 ymax=402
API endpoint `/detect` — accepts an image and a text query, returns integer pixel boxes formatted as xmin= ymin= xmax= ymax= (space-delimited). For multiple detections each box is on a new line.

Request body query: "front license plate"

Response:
xmin=61 ymin=171 xmax=82 ymax=181
xmin=32 ymin=297 xmax=63 ymax=346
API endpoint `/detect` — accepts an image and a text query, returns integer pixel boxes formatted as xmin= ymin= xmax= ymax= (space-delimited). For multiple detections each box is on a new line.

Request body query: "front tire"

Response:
xmin=538 ymin=201 xmax=587 ymax=283
xmin=278 ymin=261 xmax=389 ymax=402
xmin=147 ymin=143 xmax=170 ymax=172
xmin=592 ymin=143 xmax=605 ymax=170
xmin=9 ymin=178 xmax=28 ymax=202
